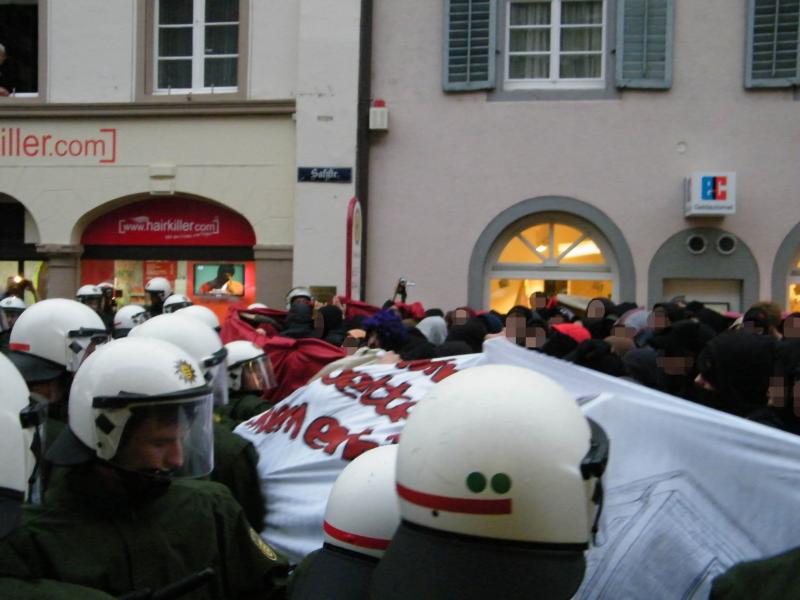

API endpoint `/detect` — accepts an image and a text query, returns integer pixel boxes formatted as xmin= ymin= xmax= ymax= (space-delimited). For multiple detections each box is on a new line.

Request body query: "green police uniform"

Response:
xmin=216 ymin=392 xmax=271 ymax=431
xmin=211 ymin=422 xmax=266 ymax=531
xmin=0 ymin=465 xmax=287 ymax=599
xmin=0 ymin=578 xmax=117 ymax=600
xmin=711 ymin=546 xmax=800 ymax=599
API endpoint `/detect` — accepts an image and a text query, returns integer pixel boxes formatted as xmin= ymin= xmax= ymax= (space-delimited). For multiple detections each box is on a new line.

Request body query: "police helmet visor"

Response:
xmin=79 ymin=296 xmax=102 ymax=312
xmin=93 ymin=387 xmax=215 ymax=479
xmin=239 ymin=355 xmax=275 ymax=393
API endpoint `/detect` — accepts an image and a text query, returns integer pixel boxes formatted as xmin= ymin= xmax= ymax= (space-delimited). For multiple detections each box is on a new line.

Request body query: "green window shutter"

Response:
xmin=443 ymin=0 xmax=496 ymax=91
xmin=746 ymin=0 xmax=800 ymax=88
xmin=616 ymin=0 xmax=674 ymax=89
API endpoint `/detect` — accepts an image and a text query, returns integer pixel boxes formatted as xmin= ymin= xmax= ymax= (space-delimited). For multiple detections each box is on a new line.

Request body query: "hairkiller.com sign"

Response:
xmin=684 ymin=172 xmax=736 ymax=217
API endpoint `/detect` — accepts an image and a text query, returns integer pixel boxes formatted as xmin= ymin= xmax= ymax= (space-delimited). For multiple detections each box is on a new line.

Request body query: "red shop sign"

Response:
xmin=81 ymin=197 xmax=256 ymax=247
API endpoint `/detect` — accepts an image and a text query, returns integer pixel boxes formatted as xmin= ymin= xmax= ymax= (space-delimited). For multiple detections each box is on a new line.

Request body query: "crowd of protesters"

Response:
xmin=1 ymin=275 xmax=799 ymax=598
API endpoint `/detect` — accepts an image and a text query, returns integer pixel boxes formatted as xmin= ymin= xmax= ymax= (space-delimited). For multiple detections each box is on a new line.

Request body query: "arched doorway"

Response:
xmin=79 ymin=195 xmax=256 ymax=322
xmin=0 ymin=195 xmax=44 ymax=303
xmin=487 ymin=215 xmax=616 ymax=314
xmin=468 ymin=196 xmax=635 ymax=310
xmin=649 ymin=228 xmax=758 ymax=312
xmin=772 ymin=223 xmax=800 ymax=311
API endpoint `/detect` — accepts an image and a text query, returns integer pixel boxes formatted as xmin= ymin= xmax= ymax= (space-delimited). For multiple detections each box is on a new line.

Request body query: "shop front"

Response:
xmin=79 ymin=196 xmax=257 ymax=323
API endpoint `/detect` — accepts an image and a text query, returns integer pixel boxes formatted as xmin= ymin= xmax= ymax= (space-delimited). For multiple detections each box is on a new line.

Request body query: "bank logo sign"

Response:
xmin=685 ymin=172 xmax=736 ymax=216
xmin=701 ymin=176 xmax=728 ymax=201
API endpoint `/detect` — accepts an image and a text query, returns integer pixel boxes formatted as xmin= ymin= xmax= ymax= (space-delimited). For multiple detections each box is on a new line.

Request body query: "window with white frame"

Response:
xmin=155 ymin=0 xmax=239 ymax=94
xmin=506 ymin=0 xmax=606 ymax=89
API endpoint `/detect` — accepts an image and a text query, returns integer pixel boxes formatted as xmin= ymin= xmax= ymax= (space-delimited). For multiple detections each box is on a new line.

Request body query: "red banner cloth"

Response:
xmin=220 ymin=306 xmax=346 ymax=403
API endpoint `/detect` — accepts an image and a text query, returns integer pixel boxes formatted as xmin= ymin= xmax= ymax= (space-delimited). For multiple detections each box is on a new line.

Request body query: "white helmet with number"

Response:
xmin=129 ymin=314 xmax=229 ymax=406
xmin=370 ymin=365 xmax=609 ymax=600
xmin=176 ymin=304 xmax=220 ymax=330
xmin=163 ymin=293 xmax=193 ymax=314
xmin=144 ymin=277 xmax=173 ymax=301
xmin=291 ymin=445 xmax=400 ymax=600
xmin=286 ymin=286 xmax=314 ymax=309
xmin=9 ymin=299 xmax=109 ymax=380
xmin=112 ymin=304 xmax=149 ymax=338
xmin=46 ymin=337 xmax=214 ymax=478
xmin=224 ymin=340 xmax=274 ymax=393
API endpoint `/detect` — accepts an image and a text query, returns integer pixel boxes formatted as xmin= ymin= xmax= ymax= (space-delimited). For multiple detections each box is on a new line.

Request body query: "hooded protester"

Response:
xmin=415 ymin=316 xmax=447 ymax=346
xmin=780 ymin=312 xmax=800 ymax=339
xmin=540 ymin=328 xmax=579 ymax=359
xmin=363 ymin=310 xmax=409 ymax=353
xmin=564 ymin=339 xmax=626 ymax=377
xmin=318 ymin=305 xmax=346 ymax=346
xmin=745 ymin=339 xmax=800 ymax=435
xmin=694 ymin=331 xmax=776 ymax=416
xmin=280 ymin=303 xmax=317 ymax=339
xmin=444 ymin=318 xmax=488 ymax=354
xmin=583 ymin=297 xmax=620 ymax=340
xmin=649 ymin=319 xmax=717 ymax=399
xmin=740 ymin=302 xmax=782 ymax=338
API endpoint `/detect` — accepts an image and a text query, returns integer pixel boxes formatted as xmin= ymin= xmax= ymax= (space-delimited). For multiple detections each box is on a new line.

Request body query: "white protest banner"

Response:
xmin=235 ymin=354 xmax=486 ymax=562
xmin=483 ymin=337 xmax=800 ymax=599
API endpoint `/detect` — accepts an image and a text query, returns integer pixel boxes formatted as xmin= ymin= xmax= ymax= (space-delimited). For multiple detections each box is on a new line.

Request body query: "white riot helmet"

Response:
xmin=0 ymin=410 xmax=29 ymax=537
xmin=144 ymin=277 xmax=173 ymax=305
xmin=76 ymin=284 xmax=104 ymax=311
xmin=224 ymin=340 xmax=274 ymax=393
xmin=0 ymin=295 xmax=26 ymax=332
xmin=176 ymin=304 xmax=220 ymax=330
xmin=129 ymin=314 xmax=229 ymax=406
xmin=46 ymin=337 xmax=214 ymax=479
xmin=163 ymin=293 xmax=193 ymax=314
xmin=291 ymin=445 xmax=400 ymax=600
xmin=371 ymin=365 xmax=609 ymax=600
xmin=286 ymin=286 xmax=313 ymax=310
xmin=0 ymin=353 xmax=47 ymax=508
xmin=112 ymin=304 xmax=149 ymax=338
xmin=8 ymin=299 xmax=109 ymax=381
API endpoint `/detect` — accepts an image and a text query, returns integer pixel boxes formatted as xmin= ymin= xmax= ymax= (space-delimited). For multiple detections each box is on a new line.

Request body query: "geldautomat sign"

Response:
xmin=685 ymin=172 xmax=736 ymax=216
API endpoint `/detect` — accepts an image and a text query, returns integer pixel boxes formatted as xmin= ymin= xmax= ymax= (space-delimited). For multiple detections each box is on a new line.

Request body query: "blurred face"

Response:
xmin=587 ymin=300 xmax=605 ymax=319
xmin=6 ymin=311 xmax=20 ymax=328
xmin=81 ymin=297 xmax=102 ymax=312
xmin=115 ymin=417 xmax=186 ymax=474
xmin=147 ymin=291 xmax=164 ymax=307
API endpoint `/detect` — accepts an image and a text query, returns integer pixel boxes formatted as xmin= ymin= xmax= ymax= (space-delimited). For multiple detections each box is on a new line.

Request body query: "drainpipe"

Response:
xmin=355 ymin=0 xmax=373 ymax=301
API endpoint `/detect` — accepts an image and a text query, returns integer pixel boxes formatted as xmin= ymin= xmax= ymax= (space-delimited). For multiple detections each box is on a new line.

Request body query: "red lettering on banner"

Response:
xmin=320 ymin=370 xmax=415 ymax=423
xmin=396 ymin=358 xmax=460 ymax=383
xmin=361 ymin=379 xmax=415 ymax=423
xmin=244 ymin=403 xmax=307 ymax=439
xmin=303 ymin=416 xmax=379 ymax=460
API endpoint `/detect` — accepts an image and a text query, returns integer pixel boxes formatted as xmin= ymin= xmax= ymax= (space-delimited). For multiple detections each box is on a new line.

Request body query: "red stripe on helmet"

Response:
xmin=9 ymin=343 xmax=30 ymax=352
xmin=323 ymin=520 xmax=391 ymax=551
xmin=397 ymin=483 xmax=512 ymax=515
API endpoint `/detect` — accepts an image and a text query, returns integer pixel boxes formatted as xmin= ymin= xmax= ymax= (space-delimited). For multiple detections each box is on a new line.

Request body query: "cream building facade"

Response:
xmin=0 ymin=0 xmax=363 ymax=314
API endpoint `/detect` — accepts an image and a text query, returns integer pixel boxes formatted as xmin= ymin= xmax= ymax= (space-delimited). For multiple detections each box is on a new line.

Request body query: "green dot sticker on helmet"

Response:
xmin=491 ymin=473 xmax=512 ymax=494
xmin=465 ymin=472 xmax=487 ymax=493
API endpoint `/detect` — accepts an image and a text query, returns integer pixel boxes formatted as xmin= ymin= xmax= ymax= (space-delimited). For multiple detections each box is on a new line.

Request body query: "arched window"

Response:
xmin=487 ymin=215 xmax=617 ymax=314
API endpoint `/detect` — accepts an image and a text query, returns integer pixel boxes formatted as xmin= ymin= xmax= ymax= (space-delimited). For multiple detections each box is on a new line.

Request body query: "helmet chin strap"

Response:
xmin=94 ymin=460 xmax=173 ymax=503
